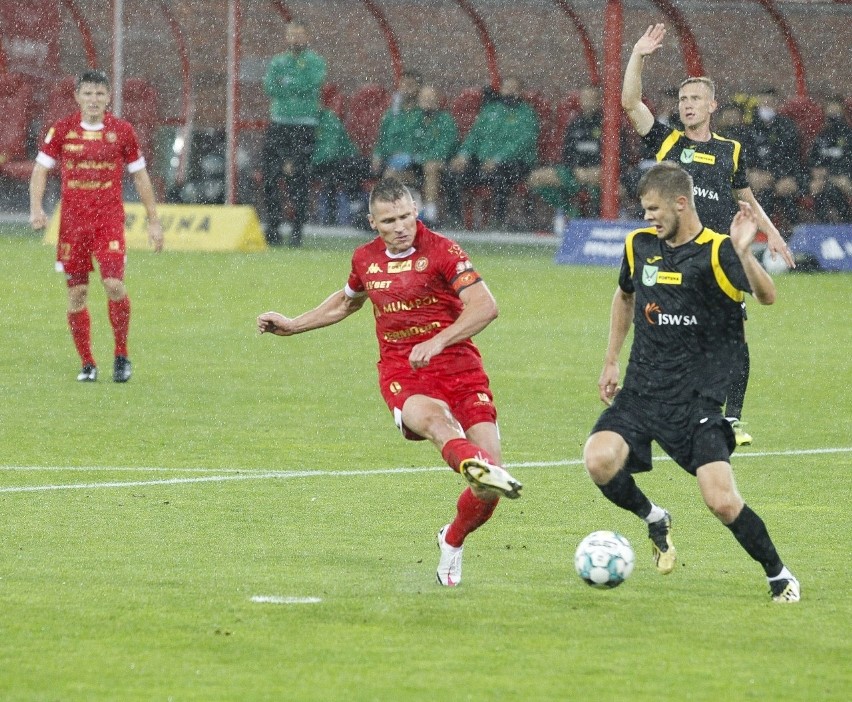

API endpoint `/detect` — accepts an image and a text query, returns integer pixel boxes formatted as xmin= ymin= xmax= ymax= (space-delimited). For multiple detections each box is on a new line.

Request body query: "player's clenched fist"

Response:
xmin=257 ymin=311 xmax=296 ymax=336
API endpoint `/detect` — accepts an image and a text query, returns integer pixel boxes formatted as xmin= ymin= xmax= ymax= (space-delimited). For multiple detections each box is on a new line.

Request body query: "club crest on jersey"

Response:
xmin=415 ymin=256 xmax=428 ymax=272
xmin=106 ymin=131 xmax=117 ymax=143
xmin=642 ymin=265 xmax=659 ymax=286
xmin=680 ymin=148 xmax=695 ymax=164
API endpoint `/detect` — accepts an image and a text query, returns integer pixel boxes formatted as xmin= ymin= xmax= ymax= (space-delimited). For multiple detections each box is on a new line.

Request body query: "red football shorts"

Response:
xmin=378 ymin=360 xmax=497 ymax=441
xmin=57 ymin=215 xmax=126 ymax=287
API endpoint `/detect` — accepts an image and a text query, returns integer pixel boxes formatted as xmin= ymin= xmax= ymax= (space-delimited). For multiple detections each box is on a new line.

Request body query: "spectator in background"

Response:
xmin=716 ymin=103 xmax=754 ymax=152
xmin=800 ymin=166 xmax=851 ymax=224
xmin=808 ymin=94 xmax=852 ymax=204
xmin=371 ymin=70 xmax=423 ymax=182
xmin=311 ymin=107 xmax=370 ymax=228
xmin=447 ymin=76 xmax=539 ymax=229
xmin=262 ymin=20 xmax=327 ymax=246
xmin=747 ymin=87 xmax=803 ymax=231
xmin=413 ymin=85 xmax=458 ymax=228
xmin=528 ymin=85 xmax=633 ymax=221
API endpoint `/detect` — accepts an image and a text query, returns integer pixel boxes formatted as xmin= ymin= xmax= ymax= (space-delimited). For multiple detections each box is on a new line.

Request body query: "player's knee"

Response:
xmin=703 ymin=490 xmax=743 ymax=523
xmin=583 ymin=434 xmax=623 ymax=484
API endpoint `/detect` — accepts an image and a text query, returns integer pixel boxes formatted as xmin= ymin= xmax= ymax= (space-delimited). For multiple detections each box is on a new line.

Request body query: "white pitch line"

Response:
xmin=0 ymin=447 xmax=849 ymax=495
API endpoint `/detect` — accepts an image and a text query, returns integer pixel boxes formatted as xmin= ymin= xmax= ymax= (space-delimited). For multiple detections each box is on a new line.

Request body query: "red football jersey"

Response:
xmin=346 ymin=221 xmax=486 ymax=371
xmin=37 ymin=111 xmax=144 ymax=223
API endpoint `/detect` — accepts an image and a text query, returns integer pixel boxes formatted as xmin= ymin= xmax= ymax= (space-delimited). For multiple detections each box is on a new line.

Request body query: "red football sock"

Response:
xmin=67 ymin=308 xmax=95 ymax=366
xmin=440 ymin=438 xmax=496 ymax=473
xmin=445 ymin=487 xmax=499 ymax=547
xmin=108 ymin=296 xmax=131 ymax=357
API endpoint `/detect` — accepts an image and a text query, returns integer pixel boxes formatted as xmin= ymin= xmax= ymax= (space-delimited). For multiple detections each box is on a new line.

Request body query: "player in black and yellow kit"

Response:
xmin=583 ymin=162 xmax=799 ymax=602
xmin=622 ymin=23 xmax=796 ymax=447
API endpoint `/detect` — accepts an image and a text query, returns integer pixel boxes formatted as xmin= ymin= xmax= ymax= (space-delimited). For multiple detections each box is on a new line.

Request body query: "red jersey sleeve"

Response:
xmin=434 ymin=239 xmax=483 ymax=295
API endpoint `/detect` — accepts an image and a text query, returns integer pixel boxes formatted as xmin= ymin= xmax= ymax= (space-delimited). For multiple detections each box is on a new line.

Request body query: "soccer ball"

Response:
xmin=574 ymin=530 xmax=635 ymax=588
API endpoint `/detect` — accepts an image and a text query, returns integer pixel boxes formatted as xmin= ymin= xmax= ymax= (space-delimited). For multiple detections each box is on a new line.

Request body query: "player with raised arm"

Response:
xmin=622 ymin=23 xmax=796 ymax=446
xmin=258 ymin=177 xmax=522 ymax=587
xmin=30 ymin=70 xmax=163 ymax=383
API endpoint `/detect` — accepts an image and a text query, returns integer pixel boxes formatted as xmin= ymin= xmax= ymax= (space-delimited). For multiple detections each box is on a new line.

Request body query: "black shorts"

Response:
xmin=591 ymin=389 xmax=735 ymax=475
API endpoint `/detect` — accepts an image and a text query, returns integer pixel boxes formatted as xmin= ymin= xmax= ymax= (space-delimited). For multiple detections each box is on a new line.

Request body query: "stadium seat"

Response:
xmin=344 ymin=83 xmax=390 ymax=156
xmin=0 ymin=72 xmax=35 ymax=181
xmin=779 ymin=94 xmax=824 ymax=159
xmin=40 ymin=76 xmax=77 ymax=137
xmin=523 ymin=91 xmax=553 ymax=165
xmin=450 ymin=87 xmax=483 ymax=140
xmin=121 ymin=78 xmax=159 ymax=161
xmin=321 ymin=82 xmax=346 ymax=119
xmin=545 ymin=92 xmax=582 ymax=165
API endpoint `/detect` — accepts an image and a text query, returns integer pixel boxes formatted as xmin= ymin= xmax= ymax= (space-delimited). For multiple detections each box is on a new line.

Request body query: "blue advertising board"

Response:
xmin=555 ymin=219 xmax=645 ymax=267
xmin=788 ymin=224 xmax=852 ymax=272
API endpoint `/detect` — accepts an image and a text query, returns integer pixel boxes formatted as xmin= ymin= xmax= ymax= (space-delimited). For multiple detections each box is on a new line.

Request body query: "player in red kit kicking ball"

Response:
xmin=29 ymin=70 xmax=163 ymax=383
xmin=257 ymin=177 xmax=522 ymax=586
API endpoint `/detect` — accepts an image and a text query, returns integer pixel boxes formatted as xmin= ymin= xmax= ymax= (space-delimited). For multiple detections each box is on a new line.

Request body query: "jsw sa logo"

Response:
xmin=693 ymin=186 xmax=719 ymax=201
xmin=644 ymin=302 xmax=698 ymax=326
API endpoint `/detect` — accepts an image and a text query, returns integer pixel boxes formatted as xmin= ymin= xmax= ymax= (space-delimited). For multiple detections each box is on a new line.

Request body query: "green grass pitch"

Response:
xmin=1 ymin=225 xmax=850 ymax=700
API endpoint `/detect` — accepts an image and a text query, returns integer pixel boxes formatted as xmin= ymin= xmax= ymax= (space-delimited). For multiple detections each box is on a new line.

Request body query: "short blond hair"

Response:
xmin=679 ymin=76 xmax=716 ymax=99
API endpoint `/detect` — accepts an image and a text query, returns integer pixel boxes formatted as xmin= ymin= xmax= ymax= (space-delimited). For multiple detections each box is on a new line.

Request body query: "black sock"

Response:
xmin=726 ymin=504 xmax=783 ymax=577
xmin=597 ymin=470 xmax=653 ymax=519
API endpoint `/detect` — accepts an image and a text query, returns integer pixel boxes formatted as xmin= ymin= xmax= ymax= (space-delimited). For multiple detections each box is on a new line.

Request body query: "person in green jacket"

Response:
xmin=262 ymin=21 xmax=326 ymax=246
xmin=371 ymin=70 xmax=423 ymax=180
xmin=413 ymin=85 xmax=459 ymax=227
xmin=311 ymin=108 xmax=370 ymax=227
xmin=448 ymin=76 xmax=539 ymax=228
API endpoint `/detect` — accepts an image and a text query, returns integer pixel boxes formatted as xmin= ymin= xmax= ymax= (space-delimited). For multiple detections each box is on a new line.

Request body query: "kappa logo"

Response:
xmin=367 ymin=262 xmax=382 ymax=274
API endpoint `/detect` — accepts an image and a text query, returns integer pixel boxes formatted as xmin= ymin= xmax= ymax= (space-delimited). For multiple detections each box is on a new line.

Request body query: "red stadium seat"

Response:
xmin=40 ymin=76 xmax=77 ymax=137
xmin=545 ymin=92 xmax=582 ymax=164
xmin=121 ymin=78 xmax=159 ymax=161
xmin=344 ymin=83 xmax=390 ymax=156
xmin=779 ymin=95 xmax=824 ymax=159
xmin=450 ymin=88 xmax=483 ymax=140
xmin=321 ymin=82 xmax=346 ymax=119
xmin=0 ymin=72 xmax=35 ymax=180
xmin=523 ymin=91 xmax=553 ymax=165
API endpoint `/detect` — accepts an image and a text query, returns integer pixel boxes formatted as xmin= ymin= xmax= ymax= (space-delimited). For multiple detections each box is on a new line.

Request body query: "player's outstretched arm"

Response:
xmin=730 ymin=202 xmax=776 ymax=305
xmin=622 ymin=24 xmax=665 ymax=137
xmin=257 ymin=290 xmax=366 ymax=336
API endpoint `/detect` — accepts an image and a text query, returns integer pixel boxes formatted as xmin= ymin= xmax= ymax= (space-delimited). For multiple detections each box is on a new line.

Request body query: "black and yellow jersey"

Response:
xmin=617 ymin=226 xmax=751 ymax=404
xmin=643 ymin=120 xmax=750 ymax=233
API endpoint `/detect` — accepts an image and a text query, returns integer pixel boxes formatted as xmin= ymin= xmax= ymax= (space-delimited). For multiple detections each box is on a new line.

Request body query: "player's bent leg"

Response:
xmin=583 ymin=431 xmax=629 ymax=485
xmin=695 ymin=461 xmax=744 ymax=525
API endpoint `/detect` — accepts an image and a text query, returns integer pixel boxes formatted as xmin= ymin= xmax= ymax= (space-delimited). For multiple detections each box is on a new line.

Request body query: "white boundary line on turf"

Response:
xmin=0 ymin=447 xmax=849 ymax=494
